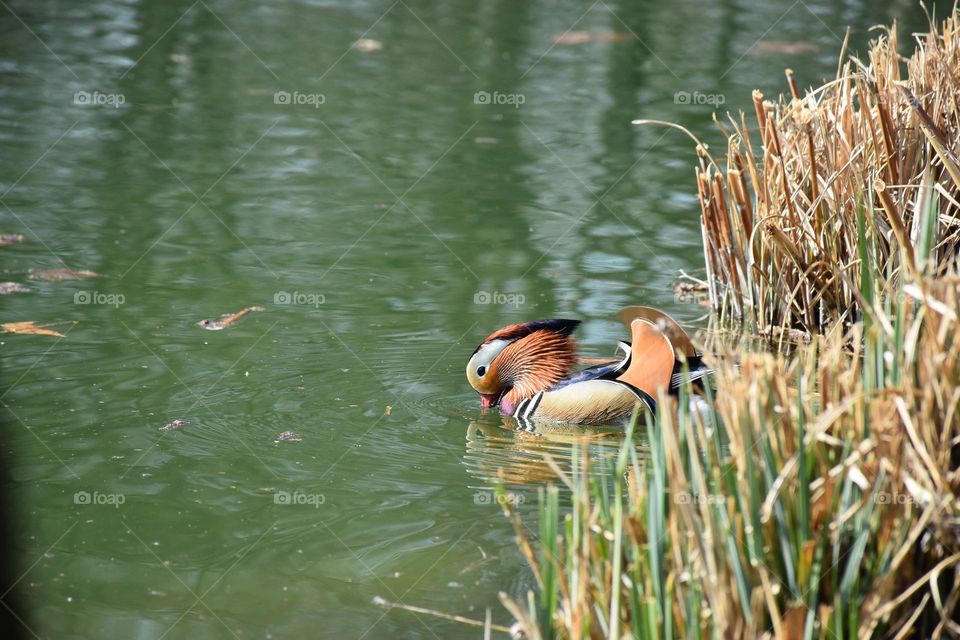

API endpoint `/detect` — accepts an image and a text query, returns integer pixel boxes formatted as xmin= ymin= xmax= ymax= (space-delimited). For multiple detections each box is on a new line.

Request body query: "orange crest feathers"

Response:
xmin=490 ymin=329 xmax=578 ymax=402
xmin=473 ymin=319 xmax=580 ymax=355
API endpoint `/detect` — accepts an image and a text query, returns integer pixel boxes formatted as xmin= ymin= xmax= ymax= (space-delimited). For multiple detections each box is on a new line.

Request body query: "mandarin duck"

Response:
xmin=466 ymin=307 xmax=709 ymax=426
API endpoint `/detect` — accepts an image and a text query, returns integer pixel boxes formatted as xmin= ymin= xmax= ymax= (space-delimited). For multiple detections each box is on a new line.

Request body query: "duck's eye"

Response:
xmin=476 ymin=366 xmax=486 ymax=377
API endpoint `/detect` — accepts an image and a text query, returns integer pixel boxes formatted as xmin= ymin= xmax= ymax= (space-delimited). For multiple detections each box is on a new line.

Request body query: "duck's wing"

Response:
xmin=669 ymin=355 xmax=714 ymax=393
xmin=552 ymin=341 xmax=631 ymax=390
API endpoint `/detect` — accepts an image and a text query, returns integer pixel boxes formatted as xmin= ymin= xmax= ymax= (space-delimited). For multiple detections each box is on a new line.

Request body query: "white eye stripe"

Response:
xmin=469 ymin=338 xmax=512 ymax=373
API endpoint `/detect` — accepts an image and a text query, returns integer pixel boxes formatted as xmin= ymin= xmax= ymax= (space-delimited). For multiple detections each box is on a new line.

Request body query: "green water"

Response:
xmin=0 ymin=1 xmax=931 ymax=637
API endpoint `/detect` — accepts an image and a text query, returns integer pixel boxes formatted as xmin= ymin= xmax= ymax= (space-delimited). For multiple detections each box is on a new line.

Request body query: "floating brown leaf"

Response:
xmin=0 ymin=282 xmax=29 ymax=295
xmin=674 ymin=281 xmax=708 ymax=295
xmin=353 ymin=38 xmax=383 ymax=52
xmin=674 ymin=279 xmax=710 ymax=305
xmin=160 ymin=419 xmax=189 ymax=431
xmin=752 ymin=40 xmax=819 ymax=54
xmin=758 ymin=326 xmax=812 ymax=344
xmin=197 ymin=306 xmax=265 ymax=330
xmin=551 ymin=31 xmax=630 ymax=45
xmin=2 ymin=321 xmax=72 ymax=337
xmin=29 ymin=268 xmax=99 ymax=281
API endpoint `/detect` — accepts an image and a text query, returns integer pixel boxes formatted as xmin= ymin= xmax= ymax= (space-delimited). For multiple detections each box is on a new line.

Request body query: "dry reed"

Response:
xmin=697 ymin=10 xmax=960 ymax=333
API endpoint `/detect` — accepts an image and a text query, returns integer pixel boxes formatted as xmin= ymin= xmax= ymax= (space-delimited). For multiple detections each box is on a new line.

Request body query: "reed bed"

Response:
xmin=697 ymin=9 xmax=960 ymax=332
xmin=502 ymin=276 xmax=960 ymax=637
xmin=497 ymin=10 xmax=960 ymax=639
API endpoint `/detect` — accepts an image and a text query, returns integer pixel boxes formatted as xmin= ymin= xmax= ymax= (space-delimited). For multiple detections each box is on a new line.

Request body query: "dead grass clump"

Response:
xmin=698 ymin=11 xmax=960 ymax=333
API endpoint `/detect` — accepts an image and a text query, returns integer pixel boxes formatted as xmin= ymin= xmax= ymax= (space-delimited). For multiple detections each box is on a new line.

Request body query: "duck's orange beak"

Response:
xmin=479 ymin=393 xmax=499 ymax=410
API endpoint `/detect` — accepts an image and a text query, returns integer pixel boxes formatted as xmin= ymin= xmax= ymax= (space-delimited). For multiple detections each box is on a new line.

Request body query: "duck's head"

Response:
xmin=466 ymin=319 xmax=580 ymax=411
